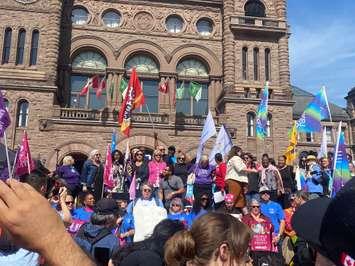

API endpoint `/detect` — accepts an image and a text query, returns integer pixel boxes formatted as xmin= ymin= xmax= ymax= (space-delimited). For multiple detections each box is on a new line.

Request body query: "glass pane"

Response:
xmin=70 ymin=93 xmax=86 ymax=108
xmin=192 ymin=83 xmax=208 ymax=116
xmin=72 ymin=51 xmax=107 ymax=69
xmin=30 ymin=31 xmax=39 ymax=66
xmin=89 ymin=90 xmax=106 ymax=110
xmin=141 ymin=79 xmax=158 ymax=113
xmin=177 ymin=59 xmax=208 ymax=77
xmin=125 ymin=55 xmax=159 ymax=74
xmin=2 ymin=29 xmax=12 ymax=64
xmin=166 ymin=16 xmax=184 ymax=33
xmin=16 ymin=30 xmax=26 ymax=65
xmin=72 ymin=8 xmax=88 ymax=25
xmin=197 ymin=19 xmax=213 ymax=35
xmin=103 ymin=11 xmax=121 ymax=28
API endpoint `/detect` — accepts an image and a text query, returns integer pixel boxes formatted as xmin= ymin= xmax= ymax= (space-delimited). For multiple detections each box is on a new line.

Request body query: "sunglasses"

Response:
xmin=154 ymin=154 xmax=161 ymax=157
xmin=201 ymin=198 xmax=208 ymax=201
xmin=251 ymin=205 xmax=260 ymax=209
xmin=143 ymin=189 xmax=152 ymax=192
xmin=172 ymin=204 xmax=181 ymax=207
xmin=136 ymin=153 xmax=143 ymax=156
xmin=178 ymin=157 xmax=185 ymax=160
xmin=95 ymin=154 xmax=101 ymax=156
xmin=65 ymin=201 xmax=74 ymax=204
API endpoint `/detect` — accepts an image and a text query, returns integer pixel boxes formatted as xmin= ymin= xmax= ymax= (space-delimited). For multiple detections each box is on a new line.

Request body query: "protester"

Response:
xmin=304 ymin=155 xmax=324 ymax=199
xmin=260 ymin=154 xmax=284 ymax=202
xmin=190 ymin=192 xmax=210 ymax=221
xmin=217 ymin=193 xmax=243 ymax=220
xmin=244 ymin=152 xmax=261 ymax=204
xmin=191 ymin=154 xmax=215 ymax=207
xmin=319 ymin=157 xmax=332 ymax=197
xmin=165 ymin=212 xmax=252 ymax=266
xmin=75 ymin=198 xmax=120 ymax=264
xmin=278 ymin=155 xmax=296 ymax=208
xmin=292 ymin=177 xmax=355 ymax=266
xmin=295 ymin=151 xmax=308 ymax=191
xmin=127 ymin=182 xmax=166 ymax=242
xmin=0 ymin=178 xmax=94 ymax=266
xmin=111 ymin=219 xmax=185 ymax=266
xmin=57 ymin=155 xmax=81 ymax=198
xmin=114 ymin=194 xmax=134 ymax=246
xmin=167 ymin=197 xmax=192 ymax=228
xmin=282 ymin=193 xmax=297 ymax=265
xmin=214 ymin=153 xmax=226 ymax=192
xmin=72 ymin=192 xmax=95 ymax=222
xmin=166 ymin=145 xmax=177 ymax=165
xmin=159 ymin=164 xmax=185 ymax=209
xmin=81 ymin=149 xmax=104 ymax=201
xmin=226 ymin=146 xmax=255 ymax=212
xmin=148 ymin=149 xmax=167 ymax=197
xmin=173 ymin=151 xmax=190 ymax=186
xmin=131 ymin=150 xmax=149 ymax=193
xmin=242 ymin=199 xmax=277 ymax=265
xmin=111 ymin=149 xmax=125 ymax=193
xmin=56 ymin=187 xmax=73 ymax=226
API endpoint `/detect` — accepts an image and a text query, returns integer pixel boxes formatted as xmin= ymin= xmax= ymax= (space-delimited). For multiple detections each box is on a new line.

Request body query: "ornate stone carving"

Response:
xmin=134 ymin=11 xmax=154 ymax=31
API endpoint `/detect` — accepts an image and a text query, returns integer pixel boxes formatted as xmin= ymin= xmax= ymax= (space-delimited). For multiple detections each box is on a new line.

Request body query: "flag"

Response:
xmin=331 ymin=122 xmax=351 ymax=197
xmin=15 ymin=131 xmax=35 ymax=176
xmin=196 ymin=110 xmax=217 ymax=163
xmin=209 ymin=125 xmax=233 ymax=165
xmin=103 ymin=144 xmax=114 ymax=189
xmin=256 ymin=83 xmax=269 ymax=140
xmin=176 ymin=81 xmax=185 ymax=100
xmin=285 ymin=122 xmax=298 ymax=165
xmin=318 ymin=126 xmax=328 ymax=159
xmin=111 ymin=129 xmax=117 ymax=152
xmin=118 ymin=68 xmax=145 ymax=136
xmin=189 ymin=81 xmax=202 ymax=102
xmin=0 ymin=90 xmax=10 ymax=138
xmin=124 ymin=140 xmax=130 ymax=162
xmin=159 ymin=78 xmax=169 ymax=94
xmin=79 ymin=75 xmax=100 ymax=96
xmin=119 ymin=77 xmax=128 ymax=99
xmin=296 ymin=86 xmax=332 ymax=133
xmin=96 ymin=76 xmax=106 ymax=98
xmin=129 ymin=174 xmax=136 ymax=200
xmin=109 ymin=77 xmax=115 ymax=104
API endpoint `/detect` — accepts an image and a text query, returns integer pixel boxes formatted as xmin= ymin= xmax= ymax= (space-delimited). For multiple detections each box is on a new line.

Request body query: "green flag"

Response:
xmin=189 ymin=81 xmax=202 ymax=102
xmin=176 ymin=81 xmax=185 ymax=100
xmin=119 ymin=77 xmax=128 ymax=98
xmin=109 ymin=78 xmax=115 ymax=102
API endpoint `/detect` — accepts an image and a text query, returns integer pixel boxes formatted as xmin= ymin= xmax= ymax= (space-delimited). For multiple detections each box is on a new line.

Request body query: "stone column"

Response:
xmin=279 ymin=35 xmax=291 ymax=95
xmin=276 ymin=0 xmax=287 ymax=19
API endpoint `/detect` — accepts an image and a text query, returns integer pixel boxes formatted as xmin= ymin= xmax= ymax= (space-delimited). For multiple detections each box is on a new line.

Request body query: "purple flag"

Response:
xmin=0 ymin=90 xmax=10 ymax=138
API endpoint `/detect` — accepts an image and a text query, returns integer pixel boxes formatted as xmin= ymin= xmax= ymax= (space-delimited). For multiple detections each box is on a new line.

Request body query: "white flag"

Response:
xmin=196 ymin=111 xmax=217 ymax=163
xmin=124 ymin=140 xmax=130 ymax=162
xmin=318 ymin=126 xmax=327 ymax=159
xmin=209 ymin=125 xmax=233 ymax=165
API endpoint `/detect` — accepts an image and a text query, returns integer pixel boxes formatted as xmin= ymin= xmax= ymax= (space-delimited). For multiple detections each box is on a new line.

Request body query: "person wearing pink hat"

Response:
xmin=216 ymin=193 xmax=243 ymax=220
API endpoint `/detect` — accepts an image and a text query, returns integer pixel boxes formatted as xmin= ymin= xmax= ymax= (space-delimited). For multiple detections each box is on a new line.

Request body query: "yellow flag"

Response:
xmin=285 ymin=122 xmax=297 ymax=165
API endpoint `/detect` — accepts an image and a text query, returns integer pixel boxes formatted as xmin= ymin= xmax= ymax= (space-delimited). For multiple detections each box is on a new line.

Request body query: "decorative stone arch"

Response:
xmin=116 ymin=134 xmax=168 ymax=152
xmin=170 ymin=44 xmax=222 ymax=76
xmin=70 ymin=35 xmax=116 ymax=68
xmin=243 ymin=0 xmax=271 ymax=17
xmin=116 ymin=40 xmax=169 ymax=70
xmin=45 ymin=141 xmax=95 ymax=171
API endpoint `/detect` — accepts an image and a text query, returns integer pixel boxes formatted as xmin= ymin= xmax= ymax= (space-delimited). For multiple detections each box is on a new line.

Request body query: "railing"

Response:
xmin=176 ymin=114 xmax=218 ymax=126
xmin=131 ymin=113 xmax=169 ymax=124
xmin=231 ymin=16 xmax=286 ymax=30
xmin=59 ymin=108 xmax=101 ymax=120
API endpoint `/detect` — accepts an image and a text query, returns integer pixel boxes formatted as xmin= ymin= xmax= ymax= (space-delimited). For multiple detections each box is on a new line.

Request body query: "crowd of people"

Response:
xmin=0 ymin=144 xmax=354 ymax=266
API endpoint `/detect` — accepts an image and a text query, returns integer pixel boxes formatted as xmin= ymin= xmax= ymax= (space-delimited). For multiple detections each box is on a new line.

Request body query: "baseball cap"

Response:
xmin=94 ymin=198 xmax=120 ymax=215
xmin=306 ymin=155 xmax=317 ymax=161
xmin=292 ymin=177 xmax=355 ymax=265
xmin=259 ymin=186 xmax=270 ymax=194
xmin=224 ymin=193 xmax=235 ymax=203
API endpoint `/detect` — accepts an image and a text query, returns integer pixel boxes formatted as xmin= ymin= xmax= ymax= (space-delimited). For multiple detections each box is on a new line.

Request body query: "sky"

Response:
xmin=287 ymin=0 xmax=355 ymax=107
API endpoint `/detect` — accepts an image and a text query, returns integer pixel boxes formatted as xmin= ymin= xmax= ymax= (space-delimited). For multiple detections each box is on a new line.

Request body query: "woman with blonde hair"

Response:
xmin=148 ymin=149 xmax=167 ymax=197
xmin=165 ymin=212 xmax=252 ymax=266
xmin=57 ymin=155 xmax=81 ymax=198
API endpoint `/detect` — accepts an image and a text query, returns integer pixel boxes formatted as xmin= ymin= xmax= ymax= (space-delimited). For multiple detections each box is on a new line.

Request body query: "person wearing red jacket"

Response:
xmin=214 ymin=153 xmax=227 ymax=209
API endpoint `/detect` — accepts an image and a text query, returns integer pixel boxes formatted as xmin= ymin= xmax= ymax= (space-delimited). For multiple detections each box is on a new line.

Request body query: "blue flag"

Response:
xmin=209 ymin=125 xmax=233 ymax=165
xmin=256 ymin=83 xmax=269 ymax=140
xmin=0 ymin=90 xmax=10 ymax=138
xmin=297 ymin=87 xmax=331 ymax=133
xmin=111 ymin=129 xmax=117 ymax=152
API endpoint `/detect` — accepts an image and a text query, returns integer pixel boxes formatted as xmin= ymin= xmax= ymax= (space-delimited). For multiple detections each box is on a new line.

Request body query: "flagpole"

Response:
xmin=330 ymin=121 xmax=342 ymax=195
xmin=322 ymin=86 xmax=332 ymax=122
xmin=3 ymin=131 xmax=12 ymax=179
xmin=11 ymin=145 xmax=19 ymax=178
xmin=145 ymin=104 xmax=156 ymax=132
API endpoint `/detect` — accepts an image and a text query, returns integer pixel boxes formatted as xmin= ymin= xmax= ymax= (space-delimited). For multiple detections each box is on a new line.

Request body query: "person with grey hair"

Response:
xmin=57 ymin=155 xmax=81 ymax=198
xmin=81 ymin=149 xmax=104 ymax=201
xmin=75 ymin=198 xmax=120 ymax=265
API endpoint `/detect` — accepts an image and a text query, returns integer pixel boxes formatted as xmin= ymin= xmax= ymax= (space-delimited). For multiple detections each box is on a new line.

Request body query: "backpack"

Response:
xmin=76 ymin=224 xmax=112 ymax=255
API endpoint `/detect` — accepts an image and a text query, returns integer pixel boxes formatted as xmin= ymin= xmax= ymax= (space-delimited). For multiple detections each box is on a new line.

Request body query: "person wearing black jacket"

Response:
xmin=278 ymin=155 xmax=296 ymax=208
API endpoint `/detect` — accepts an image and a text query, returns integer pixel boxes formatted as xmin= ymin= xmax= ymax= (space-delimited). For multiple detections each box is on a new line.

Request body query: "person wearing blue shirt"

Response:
xmin=167 ymin=198 xmax=193 ymax=228
xmin=305 ymin=155 xmax=324 ymax=199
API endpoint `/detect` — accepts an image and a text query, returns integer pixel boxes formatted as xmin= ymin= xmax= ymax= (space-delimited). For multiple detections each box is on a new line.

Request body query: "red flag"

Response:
xmin=118 ymin=68 xmax=145 ymax=136
xmin=15 ymin=131 xmax=36 ymax=176
xmin=96 ymin=76 xmax=106 ymax=98
xmin=79 ymin=78 xmax=91 ymax=96
xmin=79 ymin=75 xmax=100 ymax=96
xmin=103 ymin=144 xmax=114 ymax=189
xmin=159 ymin=79 xmax=169 ymax=94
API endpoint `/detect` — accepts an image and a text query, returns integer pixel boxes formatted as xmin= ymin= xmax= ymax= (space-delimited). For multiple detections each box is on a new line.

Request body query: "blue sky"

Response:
xmin=288 ymin=0 xmax=355 ymax=107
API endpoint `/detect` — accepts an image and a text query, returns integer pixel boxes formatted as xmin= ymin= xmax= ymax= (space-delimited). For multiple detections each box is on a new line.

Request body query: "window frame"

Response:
xmin=2 ymin=28 xmax=12 ymax=64
xmin=253 ymin=47 xmax=259 ymax=81
xmin=15 ymin=28 xmax=26 ymax=65
xmin=165 ymin=15 xmax=184 ymax=33
xmin=242 ymin=47 xmax=248 ymax=80
xmin=306 ymin=132 xmax=314 ymax=143
xmin=17 ymin=99 xmax=29 ymax=128
xmin=196 ymin=18 xmax=213 ymax=36
xmin=247 ymin=112 xmax=255 ymax=137
xmin=29 ymin=30 xmax=39 ymax=66
xmin=71 ymin=7 xmax=89 ymax=25
xmin=102 ymin=10 xmax=121 ymax=28
xmin=265 ymin=48 xmax=271 ymax=81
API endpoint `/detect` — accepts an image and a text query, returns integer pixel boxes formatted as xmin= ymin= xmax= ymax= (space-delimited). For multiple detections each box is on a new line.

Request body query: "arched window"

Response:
xmin=176 ymin=58 xmax=209 ymax=116
xmin=102 ymin=10 xmax=121 ymax=28
xmin=266 ymin=114 xmax=272 ymax=137
xmin=29 ymin=30 xmax=39 ymax=66
xmin=245 ymin=0 xmax=266 ymax=17
xmin=2 ymin=28 xmax=12 ymax=64
xmin=71 ymin=7 xmax=89 ymax=25
xmin=253 ymin=48 xmax=259 ymax=81
xmin=242 ymin=47 xmax=248 ymax=80
xmin=125 ymin=54 xmax=160 ymax=113
xmin=70 ymin=50 xmax=107 ymax=109
xmin=16 ymin=29 xmax=26 ymax=65
xmin=265 ymin=48 xmax=271 ymax=81
xmin=196 ymin=18 xmax=213 ymax=36
xmin=166 ymin=15 xmax=184 ymax=33
xmin=17 ymin=99 xmax=29 ymax=127
xmin=247 ymin=112 xmax=255 ymax=137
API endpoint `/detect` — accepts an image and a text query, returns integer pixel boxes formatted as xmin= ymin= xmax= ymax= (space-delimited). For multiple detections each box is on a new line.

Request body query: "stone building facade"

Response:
xmin=0 ymin=0 xmax=351 ymax=171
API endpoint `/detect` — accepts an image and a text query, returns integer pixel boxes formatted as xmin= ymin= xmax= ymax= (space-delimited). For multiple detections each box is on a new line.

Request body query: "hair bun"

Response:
xmin=164 ymin=230 xmax=195 ymax=266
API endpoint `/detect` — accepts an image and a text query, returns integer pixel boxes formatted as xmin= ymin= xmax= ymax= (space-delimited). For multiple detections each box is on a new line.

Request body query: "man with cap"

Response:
xmin=305 ymin=154 xmax=324 ymax=199
xmin=74 ymin=198 xmax=119 ymax=263
xmin=217 ymin=193 xmax=243 ymax=220
xmin=242 ymin=198 xmax=276 ymax=265
xmin=292 ymin=177 xmax=355 ymax=266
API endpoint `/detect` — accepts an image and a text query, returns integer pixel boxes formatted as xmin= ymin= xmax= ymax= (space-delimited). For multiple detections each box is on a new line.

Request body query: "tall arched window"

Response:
xmin=242 ymin=47 xmax=248 ymax=80
xmin=17 ymin=99 xmax=29 ymax=127
xmin=125 ymin=54 xmax=159 ymax=113
xmin=265 ymin=48 xmax=271 ymax=81
xmin=253 ymin=47 xmax=259 ymax=81
xmin=16 ymin=29 xmax=26 ymax=65
xmin=29 ymin=30 xmax=39 ymax=66
xmin=247 ymin=112 xmax=255 ymax=137
xmin=2 ymin=28 xmax=12 ymax=64
xmin=176 ymin=58 xmax=209 ymax=116
xmin=266 ymin=113 xmax=272 ymax=137
xmin=70 ymin=50 xmax=107 ymax=109
xmin=245 ymin=0 xmax=266 ymax=17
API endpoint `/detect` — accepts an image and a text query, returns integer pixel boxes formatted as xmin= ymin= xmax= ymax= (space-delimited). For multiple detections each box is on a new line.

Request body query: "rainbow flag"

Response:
xmin=256 ymin=83 xmax=269 ymax=140
xmin=296 ymin=87 xmax=331 ymax=133
xmin=331 ymin=122 xmax=351 ymax=197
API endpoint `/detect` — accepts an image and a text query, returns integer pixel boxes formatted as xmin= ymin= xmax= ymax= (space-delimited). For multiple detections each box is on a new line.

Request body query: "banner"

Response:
xmin=256 ymin=83 xmax=269 ymax=140
xmin=15 ymin=131 xmax=36 ymax=176
xmin=0 ymin=90 xmax=10 ymax=138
